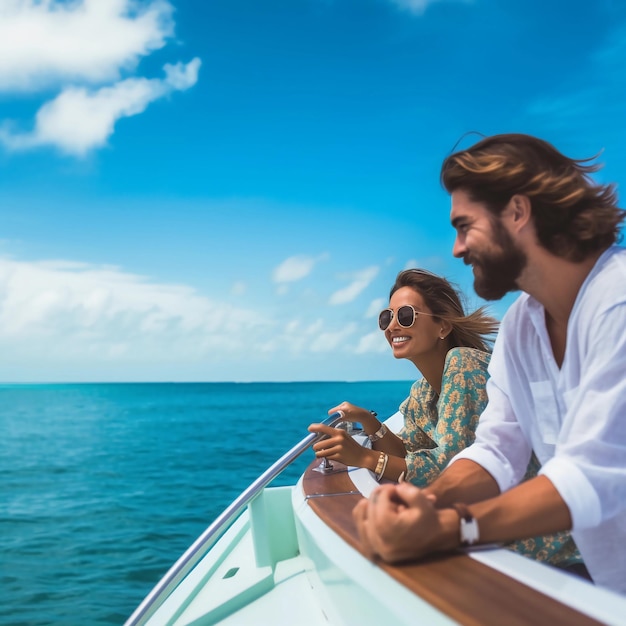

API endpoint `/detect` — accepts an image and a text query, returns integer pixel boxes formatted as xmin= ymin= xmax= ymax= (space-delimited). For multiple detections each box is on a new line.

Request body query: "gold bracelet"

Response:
xmin=374 ymin=452 xmax=385 ymax=476
xmin=374 ymin=453 xmax=388 ymax=482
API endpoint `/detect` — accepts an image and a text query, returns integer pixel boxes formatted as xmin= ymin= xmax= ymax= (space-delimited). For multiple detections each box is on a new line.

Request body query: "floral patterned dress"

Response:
xmin=398 ymin=347 xmax=490 ymax=487
xmin=397 ymin=346 xmax=582 ymax=567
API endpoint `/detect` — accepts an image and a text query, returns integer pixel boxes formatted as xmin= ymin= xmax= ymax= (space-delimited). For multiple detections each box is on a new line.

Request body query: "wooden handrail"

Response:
xmin=302 ymin=460 xmax=603 ymax=626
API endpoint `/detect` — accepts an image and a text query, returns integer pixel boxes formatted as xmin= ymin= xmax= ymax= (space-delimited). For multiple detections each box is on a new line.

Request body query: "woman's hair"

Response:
xmin=390 ymin=269 xmax=499 ymax=352
xmin=440 ymin=133 xmax=625 ymax=262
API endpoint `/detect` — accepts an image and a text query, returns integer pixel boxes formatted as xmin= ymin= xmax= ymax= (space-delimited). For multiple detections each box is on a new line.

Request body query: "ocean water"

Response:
xmin=0 ymin=381 xmax=411 ymax=626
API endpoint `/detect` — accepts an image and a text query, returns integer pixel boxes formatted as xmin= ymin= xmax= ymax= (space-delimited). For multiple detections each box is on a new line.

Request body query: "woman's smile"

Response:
xmin=391 ymin=335 xmax=411 ymax=344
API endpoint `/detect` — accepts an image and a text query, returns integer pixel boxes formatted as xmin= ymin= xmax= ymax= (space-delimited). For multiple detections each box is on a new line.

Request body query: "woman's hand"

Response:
xmin=308 ymin=423 xmax=376 ymax=469
xmin=329 ymin=401 xmax=380 ymax=432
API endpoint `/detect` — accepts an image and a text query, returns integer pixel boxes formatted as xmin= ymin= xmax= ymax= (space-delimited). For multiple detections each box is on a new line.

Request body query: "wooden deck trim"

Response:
xmin=302 ymin=460 xmax=602 ymax=626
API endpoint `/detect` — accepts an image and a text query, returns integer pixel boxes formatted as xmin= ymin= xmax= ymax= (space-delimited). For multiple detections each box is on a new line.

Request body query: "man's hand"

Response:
xmin=352 ymin=482 xmax=452 ymax=563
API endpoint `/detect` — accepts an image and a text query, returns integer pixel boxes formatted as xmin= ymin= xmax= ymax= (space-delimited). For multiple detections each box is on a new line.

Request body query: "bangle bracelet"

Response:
xmin=451 ymin=503 xmax=480 ymax=547
xmin=374 ymin=452 xmax=385 ymax=477
xmin=375 ymin=453 xmax=388 ymax=482
xmin=368 ymin=422 xmax=388 ymax=442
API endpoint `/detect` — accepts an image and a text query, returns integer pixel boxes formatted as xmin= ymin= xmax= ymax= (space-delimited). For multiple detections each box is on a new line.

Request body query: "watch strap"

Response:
xmin=368 ymin=421 xmax=388 ymax=442
xmin=451 ymin=503 xmax=480 ymax=547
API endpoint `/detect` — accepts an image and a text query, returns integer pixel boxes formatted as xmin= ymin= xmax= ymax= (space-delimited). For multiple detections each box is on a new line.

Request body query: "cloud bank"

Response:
xmin=0 ymin=257 xmax=259 ymax=363
xmin=0 ymin=256 xmax=392 ymax=378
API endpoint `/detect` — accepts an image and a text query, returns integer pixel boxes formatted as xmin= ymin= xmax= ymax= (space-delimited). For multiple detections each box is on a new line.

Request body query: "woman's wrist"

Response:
xmin=364 ymin=449 xmax=382 ymax=472
xmin=361 ymin=410 xmax=382 ymax=434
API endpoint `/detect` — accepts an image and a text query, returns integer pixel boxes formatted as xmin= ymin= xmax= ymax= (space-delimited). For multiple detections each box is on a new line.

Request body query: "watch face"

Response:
xmin=460 ymin=518 xmax=479 ymax=546
xmin=453 ymin=503 xmax=479 ymax=546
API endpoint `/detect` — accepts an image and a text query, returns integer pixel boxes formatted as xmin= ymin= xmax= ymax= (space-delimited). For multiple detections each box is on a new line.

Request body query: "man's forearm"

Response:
xmin=471 ymin=475 xmax=572 ymax=543
xmin=424 ymin=459 xmax=500 ymax=507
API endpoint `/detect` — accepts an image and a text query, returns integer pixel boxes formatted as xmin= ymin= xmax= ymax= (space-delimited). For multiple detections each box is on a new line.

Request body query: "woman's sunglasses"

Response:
xmin=378 ymin=305 xmax=435 ymax=331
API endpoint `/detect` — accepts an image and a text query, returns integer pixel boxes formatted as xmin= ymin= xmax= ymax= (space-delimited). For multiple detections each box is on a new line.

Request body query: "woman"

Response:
xmin=309 ymin=268 xmax=496 ymax=486
xmin=308 ymin=268 xmax=582 ymax=570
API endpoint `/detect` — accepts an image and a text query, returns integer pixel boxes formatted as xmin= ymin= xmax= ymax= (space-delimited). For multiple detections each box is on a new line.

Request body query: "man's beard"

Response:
xmin=467 ymin=221 xmax=527 ymax=301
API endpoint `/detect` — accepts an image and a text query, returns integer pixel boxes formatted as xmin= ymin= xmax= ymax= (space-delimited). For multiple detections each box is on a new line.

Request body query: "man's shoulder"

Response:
xmin=587 ymin=246 xmax=626 ymax=292
xmin=576 ymin=246 xmax=626 ymax=315
xmin=500 ymin=292 xmax=533 ymax=327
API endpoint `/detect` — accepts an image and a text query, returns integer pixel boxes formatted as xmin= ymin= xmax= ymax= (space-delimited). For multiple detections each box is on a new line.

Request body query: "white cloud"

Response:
xmin=231 ymin=281 xmax=247 ymax=296
xmin=329 ymin=266 xmax=379 ymax=305
xmin=0 ymin=257 xmax=262 ymax=362
xmin=389 ymin=0 xmax=469 ymax=15
xmin=0 ymin=58 xmax=201 ymax=156
xmin=267 ymin=318 xmax=325 ymax=355
xmin=366 ymin=297 xmax=386 ymax=318
xmin=272 ymin=253 xmax=328 ymax=284
xmin=0 ymin=0 xmax=174 ymax=91
xmin=0 ymin=0 xmax=200 ymax=156
xmin=310 ymin=323 xmax=358 ymax=353
xmin=355 ymin=330 xmax=388 ymax=354
xmin=403 ymin=256 xmax=448 ymax=272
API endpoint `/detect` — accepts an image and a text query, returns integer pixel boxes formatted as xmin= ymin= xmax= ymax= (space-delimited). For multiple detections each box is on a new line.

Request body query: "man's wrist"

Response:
xmin=450 ymin=503 xmax=480 ymax=547
xmin=435 ymin=508 xmax=465 ymax=552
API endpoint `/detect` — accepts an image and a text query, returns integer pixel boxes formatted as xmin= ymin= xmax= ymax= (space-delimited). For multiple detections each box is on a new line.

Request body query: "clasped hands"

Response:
xmin=353 ymin=482 xmax=448 ymax=563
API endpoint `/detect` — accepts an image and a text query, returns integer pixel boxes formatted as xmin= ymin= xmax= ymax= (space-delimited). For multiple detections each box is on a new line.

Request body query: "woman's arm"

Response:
xmin=328 ymin=401 xmax=408 ymax=459
xmin=307 ymin=422 xmax=408 ymax=481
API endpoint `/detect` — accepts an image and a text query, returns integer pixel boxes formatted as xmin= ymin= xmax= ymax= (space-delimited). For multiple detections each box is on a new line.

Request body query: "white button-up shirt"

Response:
xmin=451 ymin=245 xmax=626 ymax=594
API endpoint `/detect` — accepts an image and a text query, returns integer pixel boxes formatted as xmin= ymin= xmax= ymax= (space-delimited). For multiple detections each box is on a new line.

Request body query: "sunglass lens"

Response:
xmin=397 ymin=305 xmax=415 ymax=328
xmin=379 ymin=310 xmax=392 ymax=330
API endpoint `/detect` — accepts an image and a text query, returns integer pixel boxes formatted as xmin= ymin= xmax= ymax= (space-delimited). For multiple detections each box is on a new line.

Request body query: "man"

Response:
xmin=353 ymin=133 xmax=626 ymax=595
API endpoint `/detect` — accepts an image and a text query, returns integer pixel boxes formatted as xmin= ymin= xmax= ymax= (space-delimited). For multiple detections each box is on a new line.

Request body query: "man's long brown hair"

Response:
xmin=441 ymin=133 xmax=625 ymax=262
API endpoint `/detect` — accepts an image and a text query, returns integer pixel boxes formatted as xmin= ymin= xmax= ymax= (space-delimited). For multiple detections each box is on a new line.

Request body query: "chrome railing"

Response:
xmin=125 ymin=411 xmax=346 ymax=626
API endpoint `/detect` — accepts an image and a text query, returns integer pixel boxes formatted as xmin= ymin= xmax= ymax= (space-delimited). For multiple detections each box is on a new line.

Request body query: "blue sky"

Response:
xmin=0 ymin=0 xmax=625 ymax=382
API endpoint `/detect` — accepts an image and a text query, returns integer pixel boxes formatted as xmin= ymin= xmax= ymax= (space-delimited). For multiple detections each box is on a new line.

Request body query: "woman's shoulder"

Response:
xmin=444 ymin=346 xmax=491 ymax=373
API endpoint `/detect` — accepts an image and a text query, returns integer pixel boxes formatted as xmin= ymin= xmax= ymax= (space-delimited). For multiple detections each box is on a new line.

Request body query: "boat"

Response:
xmin=125 ymin=412 xmax=626 ymax=625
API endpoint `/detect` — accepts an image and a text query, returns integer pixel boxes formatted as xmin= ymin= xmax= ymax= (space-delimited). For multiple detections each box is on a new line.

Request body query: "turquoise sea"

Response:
xmin=1 ymin=381 xmax=411 ymax=626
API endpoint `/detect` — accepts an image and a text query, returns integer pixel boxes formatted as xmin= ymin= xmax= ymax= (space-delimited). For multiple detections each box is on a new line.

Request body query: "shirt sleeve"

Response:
xmin=540 ymin=302 xmax=626 ymax=529
xmin=449 ymin=330 xmax=534 ymax=491
xmin=401 ymin=348 xmax=491 ymax=487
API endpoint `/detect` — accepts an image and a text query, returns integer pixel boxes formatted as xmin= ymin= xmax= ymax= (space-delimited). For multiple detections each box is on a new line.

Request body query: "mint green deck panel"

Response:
xmin=145 ymin=512 xmax=271 ymax=625
xmin=144 ymin=483 xmax=454 ymax=625
xmin=248 ymin=485 xmax=299 ymax=567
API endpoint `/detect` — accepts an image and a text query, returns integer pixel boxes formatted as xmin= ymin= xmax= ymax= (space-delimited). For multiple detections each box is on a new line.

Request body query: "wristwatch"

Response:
xmin=368 ymin=413 xmax=389 ymax=443
xmin=452 ymin=503 xmax=479 ymax=547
